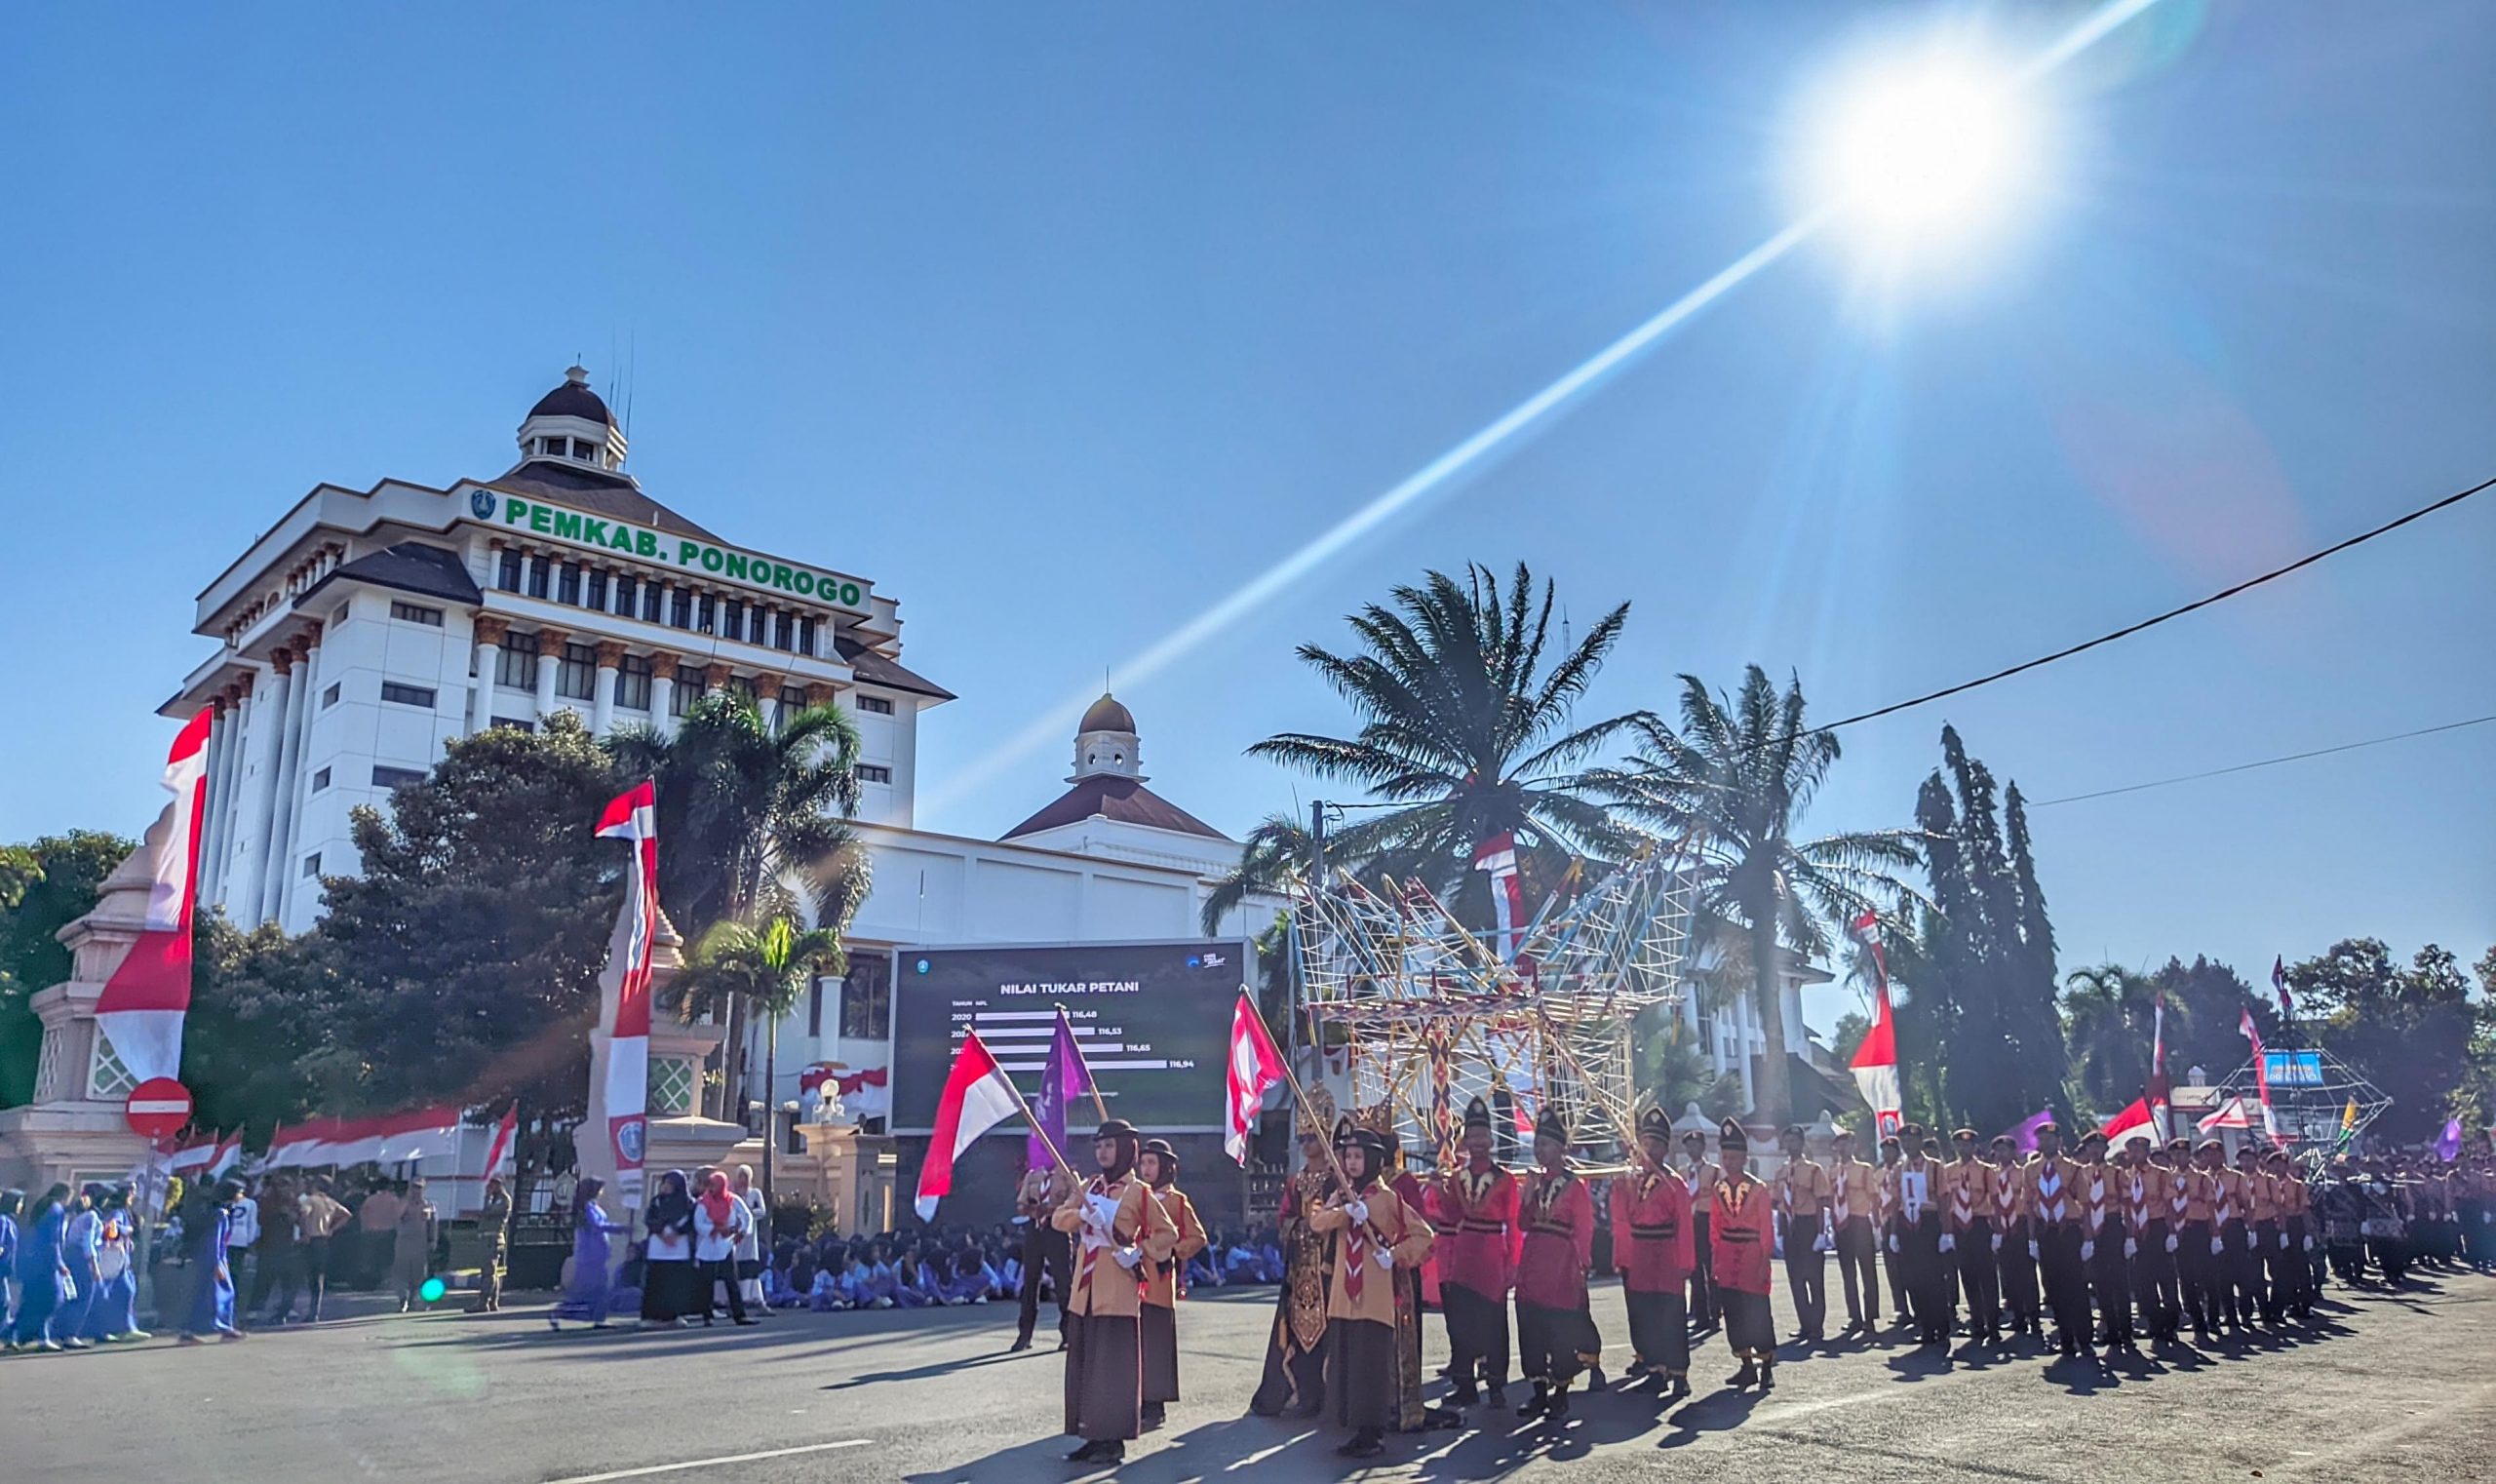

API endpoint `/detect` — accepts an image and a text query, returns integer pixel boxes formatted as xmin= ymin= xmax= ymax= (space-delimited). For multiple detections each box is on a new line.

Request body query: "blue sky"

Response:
xmin=3 ymin=3 xmax=2489 ymax=1037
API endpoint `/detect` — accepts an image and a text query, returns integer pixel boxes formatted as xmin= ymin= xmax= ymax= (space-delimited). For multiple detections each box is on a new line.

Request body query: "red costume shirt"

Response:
xmin=1513 ymin=1169 xmax=1593 ymax=1310
xmin=1426 ymin=1162 xmax=1519 ymax=1300
xmin=1612 ymin=1164 xmax=1695 ymax=1294
xmin=1710 ymin=1172 xmax=1775 ymax=1296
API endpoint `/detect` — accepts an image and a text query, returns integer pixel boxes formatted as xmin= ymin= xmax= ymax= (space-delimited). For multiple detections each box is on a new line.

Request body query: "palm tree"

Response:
xmin=676 ymin=913 xmax=847 ymax=1202
xmin=1241 ymin=564 xmax=1647 ymax=926
xmin=1587 ymin=665 xmax=1921 ymax=1127
xmin=2061 ymin=964 xmax=2164 ymax=1117
xmin=609 ymin=691 xmax=872 ymax=1119
xmin=1199 ymin=812 xmax=1314 ymax=937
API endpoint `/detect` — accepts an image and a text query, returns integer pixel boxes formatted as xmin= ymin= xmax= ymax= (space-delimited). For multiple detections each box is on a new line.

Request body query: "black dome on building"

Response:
xmin=528 ymin=365 xmax=615 ymax=425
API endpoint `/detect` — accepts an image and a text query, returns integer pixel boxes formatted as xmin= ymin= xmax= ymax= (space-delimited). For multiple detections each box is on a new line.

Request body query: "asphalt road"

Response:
xmin=5 ymin=1269 xmax=2488 ymax=1484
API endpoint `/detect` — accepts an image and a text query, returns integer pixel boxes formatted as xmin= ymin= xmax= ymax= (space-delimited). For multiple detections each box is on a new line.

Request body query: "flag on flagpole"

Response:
xmin=94 ymin=708 xmax=213 ymax=1088
xmin=1223 ymin=992 xmax=1287 ymax=1165
xmin=484 ymin=1104 xmax=520 ymax=1180
xmin=917 ymin=1031 xmax=1025 ymax=1220
xmin=1473 ymin=834 xmax=1524 ymax=962
xmin=2102 ymin=1097 xmax=2158 ymax=1146
xmin=2435 ymin=1118 xmax=2463 ymax=1162
xmin=1030 ymin=1008 xmax=1095 ymax=1171
xmin=2240 ymin=1007 xmax=2279 ymax=1141
xmin=1847 ymin=912 xmax=1902 ymax=1138
xmin=596 ymin=781 xmax=659 ymax=1204
xmin=2147 ymin=991 xmax=2172 ymax=1142
xmin=2337 ymin=1097 xmax=2360 ymax=1143
xmin=2271 ymin=957 xmax=2295 ymax=1021
xmin=2199 ymin=1096 xmax=2254 ymax=1133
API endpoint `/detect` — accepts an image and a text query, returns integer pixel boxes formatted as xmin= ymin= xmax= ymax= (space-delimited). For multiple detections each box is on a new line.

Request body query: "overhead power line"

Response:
xmin=2026 ymin=713 xmax=2496 ymax=807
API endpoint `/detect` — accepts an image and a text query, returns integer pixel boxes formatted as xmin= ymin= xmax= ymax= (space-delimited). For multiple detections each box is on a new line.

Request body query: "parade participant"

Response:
xmin=54 ymin=1186 xmax=100 ymax=1349
xmin=296 ymin=1175 xmax=351 ymax=1323
xmin=2288 ymin=1155 xmax=2325 ymax=1299
xmin=1305 ymin=1122 xmax=1435 ymax=1459
xmin=1946 ymin=1128 xmax=2002 ymax=1346
xmin=1710 ymin=1119 xmax=1777 ymax=1387
xmin=1368 ymin=1115 xmax=1451 ymax=1432
xmin=392 ymin=1179 xmax=439 ymax=1313
xmin=1827 ymin=1127 xmax=1880 ymax=1336
xmin=2262 ymin=1151 xmax=2309 ymax=1320
xmin=2217 ymin=1146 xmax=2261 ymax=1330
xmin=2458 ymin=1152 xmax=2491 ymax=1271
xmin=2077 ymin=1132 xmax=2132 ymax=1355
xmin=1615 ymin=1107 xmax=1695 ymax=1397
xmin=181 ymin=1179 xmax=247 ymax=1344
xmin=82 ymin=1187 xmax=143 ymax=1343
xmin=1427 ymin=1095 xmax=1519 ymax=1410
xmin=1050 ymin=1118 xmax=1167 ymax=1465
xmin=473 ymin=1176 xmax=513 ymax=1314
xmin=1888 ymin=1126 xmax=1946 ymax=1347
xmin=2177 ymin=1141 xmax=2225 ymax=1339
xmin=1680 ymin=1126 xmax=1721 ymax=1332
xmin=2126 ymin=1136 xmax=2179 ymax=1346
xmin=1876 ymin=1135 xmax=1910 ymax=1328
xmin=1138 ymin=1138 xmax=1205 ymax=1432
xmin=1011 ymin=1157 xmax=1076 ymax=1352
xmin=548 ymin=1178 xmax=629 ymax=1330
xmin=2025 ymin=1122 xmax=2091 ymax=1358
xmin=1774 ymin=1124 xmax=1832 ymax=1347
xmin=9 ymin=1185 xmax=71 ymax=1350
xmin=2360 ymin=1156 xmax=2410 ymax=1285
xmin=2251 ymin=1150 xmax=2291 ymax=1321
xmin=1251 ymin=1092 xmax=1337 ymax=1419
xmin=1515 ymin=1107 xmax=1596 ymax=1421
xmin=1991 ymin=1133 xmax=2042 ymax=1340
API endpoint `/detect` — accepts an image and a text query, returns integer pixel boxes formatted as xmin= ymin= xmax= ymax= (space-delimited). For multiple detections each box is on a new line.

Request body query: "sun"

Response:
xmin=1802 ymin=43 xmax=2041 ymax=256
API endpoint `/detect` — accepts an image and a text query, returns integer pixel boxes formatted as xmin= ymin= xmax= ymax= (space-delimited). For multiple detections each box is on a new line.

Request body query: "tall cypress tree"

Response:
xmin=2002 ymin=784 xmax=2070 ymax=1110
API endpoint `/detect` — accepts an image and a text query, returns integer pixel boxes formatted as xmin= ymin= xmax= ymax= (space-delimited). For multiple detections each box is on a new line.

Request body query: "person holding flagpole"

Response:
xmin=1012 ymin=1008 xmax=1094 ymax=1353
xmin=1050 ymin=1118 xmax=1167 ymax=1466
xmin=1306 ymin=1120 xmax=1436 ymax=1459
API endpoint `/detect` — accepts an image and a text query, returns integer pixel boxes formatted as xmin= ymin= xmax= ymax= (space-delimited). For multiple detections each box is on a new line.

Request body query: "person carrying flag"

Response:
xmin=1306 ymin=1120 xmax=1435 ymax=1460
xmin=1051 ymin=1118 xmax=1169 ymax=1466
xmin=1427 ymin=1095 xmax=1518 ymax=1412
xmin=1249 ymin=1092 xmax=1338 ymax=1420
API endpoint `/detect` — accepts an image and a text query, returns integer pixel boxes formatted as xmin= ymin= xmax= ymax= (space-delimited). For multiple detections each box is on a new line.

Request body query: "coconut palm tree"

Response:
xmin=1587 ymin=665 xmax=1921 ymax=1126
xmin=2061 ymin=964 xmax=2164 ymax=1117
xmin=609 ymin=691 xmax=871 ymax=1119
xmin=1239 ymin=564 xmax=1647 ymax=927
xmin=676 ymin=912 xmax=847 ymax=1202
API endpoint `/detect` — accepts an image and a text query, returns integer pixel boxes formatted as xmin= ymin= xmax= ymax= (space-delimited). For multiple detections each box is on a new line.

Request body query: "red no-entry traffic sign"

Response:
xmin=126 ymin=1077 xmax=192 ymax=1141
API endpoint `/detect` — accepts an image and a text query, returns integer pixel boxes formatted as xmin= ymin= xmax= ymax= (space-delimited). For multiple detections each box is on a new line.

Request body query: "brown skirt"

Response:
xmin=1064 ymin=1312 xmax=1142 ymax=1441
xmin=1328 ymin=1317 xmax=1397 ymax=1432
xmin=1141 ymin=1303 xmax=1180 ymax=1404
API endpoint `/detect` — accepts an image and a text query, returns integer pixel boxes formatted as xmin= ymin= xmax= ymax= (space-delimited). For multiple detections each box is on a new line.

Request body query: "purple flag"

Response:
xmin=1028 ymin=1009 xmax=1094 ymax=1171
xmin=2000 ymin=1107 xmax=2054 ymax=1154
xmin=2436 ymin=1118 xmax=2463 ymax=1163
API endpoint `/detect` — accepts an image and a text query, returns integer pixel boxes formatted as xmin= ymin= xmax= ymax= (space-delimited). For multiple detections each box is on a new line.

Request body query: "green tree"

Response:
xmin=1242 ymin=564 xmax=1645 ymax=924
xmin=184 ymin=915 xmax=342 ymax=1140
xmin=2145 ymin=956 xmax=2268 ymax=1084
xmin=0 ymin=831 xmax=136 ymax=1105
xmin=1638 ymin=1012 xmax=1745 ymax=1121
xmin=2060 ymin=964 xmax=2162 ymax=1118
xmin=609 ymin=691 xmax=871 ymax=1120
xmin=2286 ymin=938 xmax=2487 ymax=1142
xmin=1588 ymin=666 xmax=1919 ymax=1125
xmin=1201 ymin=813 xmax=1313 ymax=937
xmin=676 ymin=912 xmax=847 ymax=1201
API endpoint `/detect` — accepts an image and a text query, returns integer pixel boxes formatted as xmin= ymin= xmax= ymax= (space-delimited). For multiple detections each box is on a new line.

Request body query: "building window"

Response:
xmin=371 ymin=764 xmax=426 ymax=790
xmin=86 ymin=1030 xmax=139 ymax=1102
xmin=334 ymin=603 xmax=352 ymax=627
xmin=648 ymin=1057 xmax=697 ymax=1117
xmin=855 ymin=763 xmax=892 ymax=785
xmin=799 ymin=615 xmax=817 ymax=656
xmin=722 ymin=599 xmax=745 ymax=644
xmin=557 ymin=642 xmax=597 ymax=701
xmin=770 ymin=610 xmax=793 ymax=651
xmin=526 ymin=554 xmax=552 ymax=600
xmin=302 ymin=853 xmax=323 ymax=879
xmin=30 ymin=1027 xmax=62 ymax=1103
xmin=311 ymin=765 xmax=332 ymax=792
xmin=671 ymin=666 xmax=709 ymax=717
xmin=668 ymin=588 xmax=693 ymax=630
xmin=390 ymin=601 xmax=444 ymax=627
xmin=571 ymin=438 xmax=597 ymax=460
xmin=612 ymin=573 xmax=637 ymax=617
xmin=585 ymin=568 xmax=608 ymax=611
xmin=641 ymin=582 xmax=663 ymax=624
xmin=497 ymin=631 xmax=539 ymax=688
xmin=497 ymin=548 xmax=523 ymax=592
xmin=557 ymin=562 xmax=582 ymax=605
xmin=780 ymin=685 xmax=807 ymax=713
xmin=380 ymin=682 xmax=437 ymax=708
xmin=490 ymin=716 xmax=536 ymax=732
xmin=616 ymin=653 xmax=653 ymax=711
xmin=322 ymin=682 xmax=341 ymax=708
xmin=855 ymin=694 xmax=894 ymax=716
xmin=839 ymin=955 xmax=891 ymax=1039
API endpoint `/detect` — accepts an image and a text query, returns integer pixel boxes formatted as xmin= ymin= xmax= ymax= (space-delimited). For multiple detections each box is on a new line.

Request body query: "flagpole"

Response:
xmin=984 ymin=1038 xmax=1075 ymax=1178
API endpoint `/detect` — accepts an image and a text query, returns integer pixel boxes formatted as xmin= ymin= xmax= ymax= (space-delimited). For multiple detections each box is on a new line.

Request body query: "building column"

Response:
xmin=470 ymin=615 xmax=509 ymax=733
xmin=648 ymin=653 xmax=680 ymax=738
xmin=753 ymin=671 xmax=782 ymax=731
xmin=592 ymin=641 xmax=624 ymax=734
xmin=194 ymin=697 xmax=229 ymax=909
xmin=215 ymin=677 xmax=256 ymax=911
xmin=233 ymin=667 xmax=284 ymax=921
xmin=273 ymin=623 xmax=325 ymax=925
xmin=209 ymin=690 xmax=243 ymax=904
xmin=254 ymin=646 xmax=307 ymax=924
xmin=533 ymin=624 xmax=569 ymax=722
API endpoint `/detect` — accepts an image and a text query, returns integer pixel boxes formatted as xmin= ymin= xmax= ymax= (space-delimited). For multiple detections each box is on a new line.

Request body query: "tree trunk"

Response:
xmin=761 ymin=1015 xmax=778 ymax=1209
xmin=1747 ymin=886 xmax=1793 ymax=1129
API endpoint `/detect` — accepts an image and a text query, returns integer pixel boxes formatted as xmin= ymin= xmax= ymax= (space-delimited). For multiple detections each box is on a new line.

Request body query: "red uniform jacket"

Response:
xmin=1514 ymin=1169 xmax=1593 ymax=1310
xmin=1612 ymin=1164 xmax=1695 ymax=1294
xmin=1425 ymin=1162 xmax=1520 ymax=1300
xmin=1710 ymin=1173 xmax=1775 ymax=1296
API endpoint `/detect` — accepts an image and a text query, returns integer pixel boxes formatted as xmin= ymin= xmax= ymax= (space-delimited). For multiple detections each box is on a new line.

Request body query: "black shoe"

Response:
xmin=733 ymin=1317 xmax=759 ymax=1327
xmin=1757 ymin=1363 xmax=1775 ymax=1391
xmin=1010 ymin=1335 xmax=1034 ymax=1352
xmin=1449 ymin=1384 xmax=1479 ymax=1408
xmin=1546 ymin=1386 xmax=1572 ymax=1422
xmin=1338 ymin=1429 xmax=1384 ymax=1459
xmin=1584 ymin=1365 xmax=1607 ymax=1392
xmin=1623 ymin=1359 xmax=1653 ymax=1380
xmin=1142 ymin=1403 xmax=1165 ymax=1430
xmin=1065 ymin=1441 xmax=1106 ymax=1463
xmin=1482 ymin=1384 xmax=1506 ymax=1410
xmin=1516 ymin=1383 xmax=1550 ymax=1419
xmin=1665 ymin=1374 xmax=1692 ymax=1400
xmin=1726 ymin=1361 xmax=1758 ymax=1388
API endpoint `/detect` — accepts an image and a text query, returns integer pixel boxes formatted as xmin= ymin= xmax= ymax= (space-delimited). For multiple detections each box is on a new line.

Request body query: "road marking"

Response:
xmin=543 ymin=1440 xmax=871 ymax=1484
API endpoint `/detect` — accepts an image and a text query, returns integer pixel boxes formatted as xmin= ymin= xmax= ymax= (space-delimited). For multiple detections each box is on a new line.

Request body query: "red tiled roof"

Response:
xmin=999 ymin=775 xmax=1228 ymax=842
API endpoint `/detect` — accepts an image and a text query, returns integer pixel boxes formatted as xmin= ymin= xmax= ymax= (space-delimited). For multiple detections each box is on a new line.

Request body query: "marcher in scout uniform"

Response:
xmin=1828 ymin=1127 xmax=1883 ymax=1335
xmin=1306 ymin=1123 xmax=1436 ymax=1459
xmin=1990 ymin=1133 xmax=2042 ymax=1339
xmin=1876 ymin=1135 xmax=1911 ymax=1328
xmin=1680 ymin=1126 xmax=1721 ymax=1332
xmin=1945 ymin=1128 xmax=2003 ymax=1346
xmin=1137 ymin=1139 xmax=1205 ymax=1432
xmin=1774 ymin=1124 xmax=1833 ymax=1347
xmin=1889 ymin=1125 xmax=1948 ymax=1347
xmin=2076 ymin=1131 xmax=2133 ymax=1355
xmin=2025 ymin=1121 xmax=2092 ymax=1358
xmin=1614 ymin=1106 xmax=1696 ymax=1398
xmin=2259 ymin=1150 xmax=2308 ymax=1321
xmin=2126 ymin=1136 xmax=2179 ymax=1345
xmin=1250 ymin=1091 xmax=1338 ymax=1418
xmin=1011 ymin=1158 xmax=1077 ymax=1353
xmin=2218 ymin=1145 xmax=2262 ymax=1331
xmin=2177 ymin=1140 xmax=2227 ymax=1341
xmin=1711 ymin=1119 xmax=1778 ymax=1389
xmin=1514 ymin=1107 xmax=1596 ymax=1422
xmin=1427 ymin=1095 xmax=1519 ymax=1411
xmin=1050 ymin=1118 xmax=1170 ymax=1465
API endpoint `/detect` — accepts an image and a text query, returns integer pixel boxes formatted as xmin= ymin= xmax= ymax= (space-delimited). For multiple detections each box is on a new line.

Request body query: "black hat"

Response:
xmin=1463 ymin=1095 xmax=1494 ymax=1132
xmin=1095 ymin=1119 xmax=1140 ymax=1142
xmin=1638 ymin=1106 xmax=1672 ymax=1141
xmin=1898 ymin=1122 xmax=1927 ymax=1142
xmin=1781 ymin=1123 xmax=1808 ymax=1142
xmin=1333 ymin=1115 xmax=1356 ymax=1146
xmin=1141 ymin=1137 xmax=1176 ymax=1160
xmin=1718 ymin=1118 xmax=1748 ymax=1152
xmin=1348 ymin=1128 xmax=1393 ymax=1160
xmin=1534 ymin=1106 xmax=1571 ymax=1147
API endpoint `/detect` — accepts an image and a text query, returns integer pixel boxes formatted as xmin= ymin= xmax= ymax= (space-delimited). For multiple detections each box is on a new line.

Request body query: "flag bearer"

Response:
xmin=1307 ymin=1123 xmax=1435 ymax=1459
xmin=1050 ymin=1119 xmax=1168 ymax=1466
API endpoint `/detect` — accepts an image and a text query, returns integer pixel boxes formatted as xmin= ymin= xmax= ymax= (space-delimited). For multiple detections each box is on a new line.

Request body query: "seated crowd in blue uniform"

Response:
xmin=759 ymin=1222 xmax=1286 ymax=1311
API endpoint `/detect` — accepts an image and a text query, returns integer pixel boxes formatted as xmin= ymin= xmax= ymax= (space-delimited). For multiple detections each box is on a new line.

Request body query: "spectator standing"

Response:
xmin=54 ymin=1186 xmax=101 ymax=1349
xmin=695 ymin=1171 xmax=758 ymax=1327
xmin=249 ymin=1176 xmax=302 ymax=1325
xmin=392 ymin=1181 xmax=439 ymax=1311
xmin=731 ymin=1165 xmax=769 ymax=1315
xmin=642 ymin=1170 xmax=699 ymax=1328
xmin=0 ymin=1189 xmax=20 ymax=1336
xmin=8 ymin=1185 xmax=71 ymax=1350
xmin=474 ymin=1176 xmax=514 ymax=1312
xmin=357 ymin=1180 xmax=405 ymax=1290
xmin=295 ymin=1177 xmax=351 ymax=1320
xmin=83 ymin=1187 xmax=145 ymax=1342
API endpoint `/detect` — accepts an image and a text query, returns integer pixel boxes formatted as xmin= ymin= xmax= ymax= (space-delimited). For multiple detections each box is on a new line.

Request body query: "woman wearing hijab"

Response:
xmin=549 ymin=1178 xmax=630 ymax=1330
xmin=1137 ymin=1139 xmax=1206 ymax=1432
xmin=83 ymin=1187 xmax=145 ymax=1343
xmin=53 ymin=1186 xmax=101 ymax=1348
xmin=1307 ymin=1123 xmax=1436 ymax=1459
xmin=180 ymin=1180 xmax=247 ymax=1344
xmin=0 ymin=1189 xmax=20 ymax=1340
xmin=1049 ymin=1118 xmax=1171 ymax=1467
xmin=693 ymin=1170 xmax=757 ymax=1327
xmin=8 ymin=1185 xmax=72 ymax=1350
xmin=642 ymin=1170 xmax=700 ymax=1328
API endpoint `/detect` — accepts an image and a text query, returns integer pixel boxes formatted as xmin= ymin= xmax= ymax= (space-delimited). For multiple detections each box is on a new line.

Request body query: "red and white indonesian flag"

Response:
xmin=1847 ymin=912 xmax=1902 ymax=1137
xmin=2239 ymin=1008 xmax=2281 ymax=1141
xmin=2199 ymin=1096 xmax=2255 ymax=1133
xmin=95 ymin=709 xmax=213 ymax=1088
xmin=916 ymin=1030 xmax=1023 ymax=1221
xmin=2102 ymin=1097 xmax=2158 ymax=1146
xmin=1472 ymin=833 xmax=1524 ymax=961
xmin=2147 ymin=991 xmax=2173 ymax=1142
xmin=1224 ymin=991 xmax=1287 ymax=1166
xmin=262 ymin=1106 xmax=465 ymax=1169
xmin=597 ymin=782 xmax=659 ymax=1199
xmin=483 ymin=1103 xmax=520 ymax=1180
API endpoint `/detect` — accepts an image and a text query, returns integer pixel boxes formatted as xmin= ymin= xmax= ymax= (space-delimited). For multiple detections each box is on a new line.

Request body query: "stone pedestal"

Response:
xmin=783 ymin=1119 xmax=898 ymax=1236
xmin=0 ymin=809 xmax=168 ymax=1193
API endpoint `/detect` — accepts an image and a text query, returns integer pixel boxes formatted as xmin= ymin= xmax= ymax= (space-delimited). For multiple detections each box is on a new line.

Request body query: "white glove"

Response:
xmin=2081 ymin=1240 xmax=2095 ymax=1263
xmin=1888 ymin=1233 xmax=1899 ymax=1254
xmin=1085 ymin=1193 xmax=1118 ymax=1230
xmin=1347 ymin=1199 xmax=1370 ymax=1225
xmin=1938 ymin=1233 xmax=1955 ymax=1254
xmin=1112 ymin=1246 xmax=1142 ymax=1270
xmin=2027 ymin=1240 xmax=2040 ymax=1261
xmin=2278 ymin=1233 xmax=2289 ymax=1250
xmin=2164 ymin=1234 xmax=2178 ymax=1254
xmin=1374 ymin=1247 xmax=1394 ymax=1271
xmin=1812 ymin=1229 xmax=1833 ymax=1254
xmin=2303 ymin=1235 xmax=2315 ymax=1251
xmin=2124 ymin=1238 xmax=2137 ymax=1260
xmin=2210 ymin=1236 xmax=2225 ymax=1256
xmin=1990 ymin=1233 xmax=2003 ymax=1253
